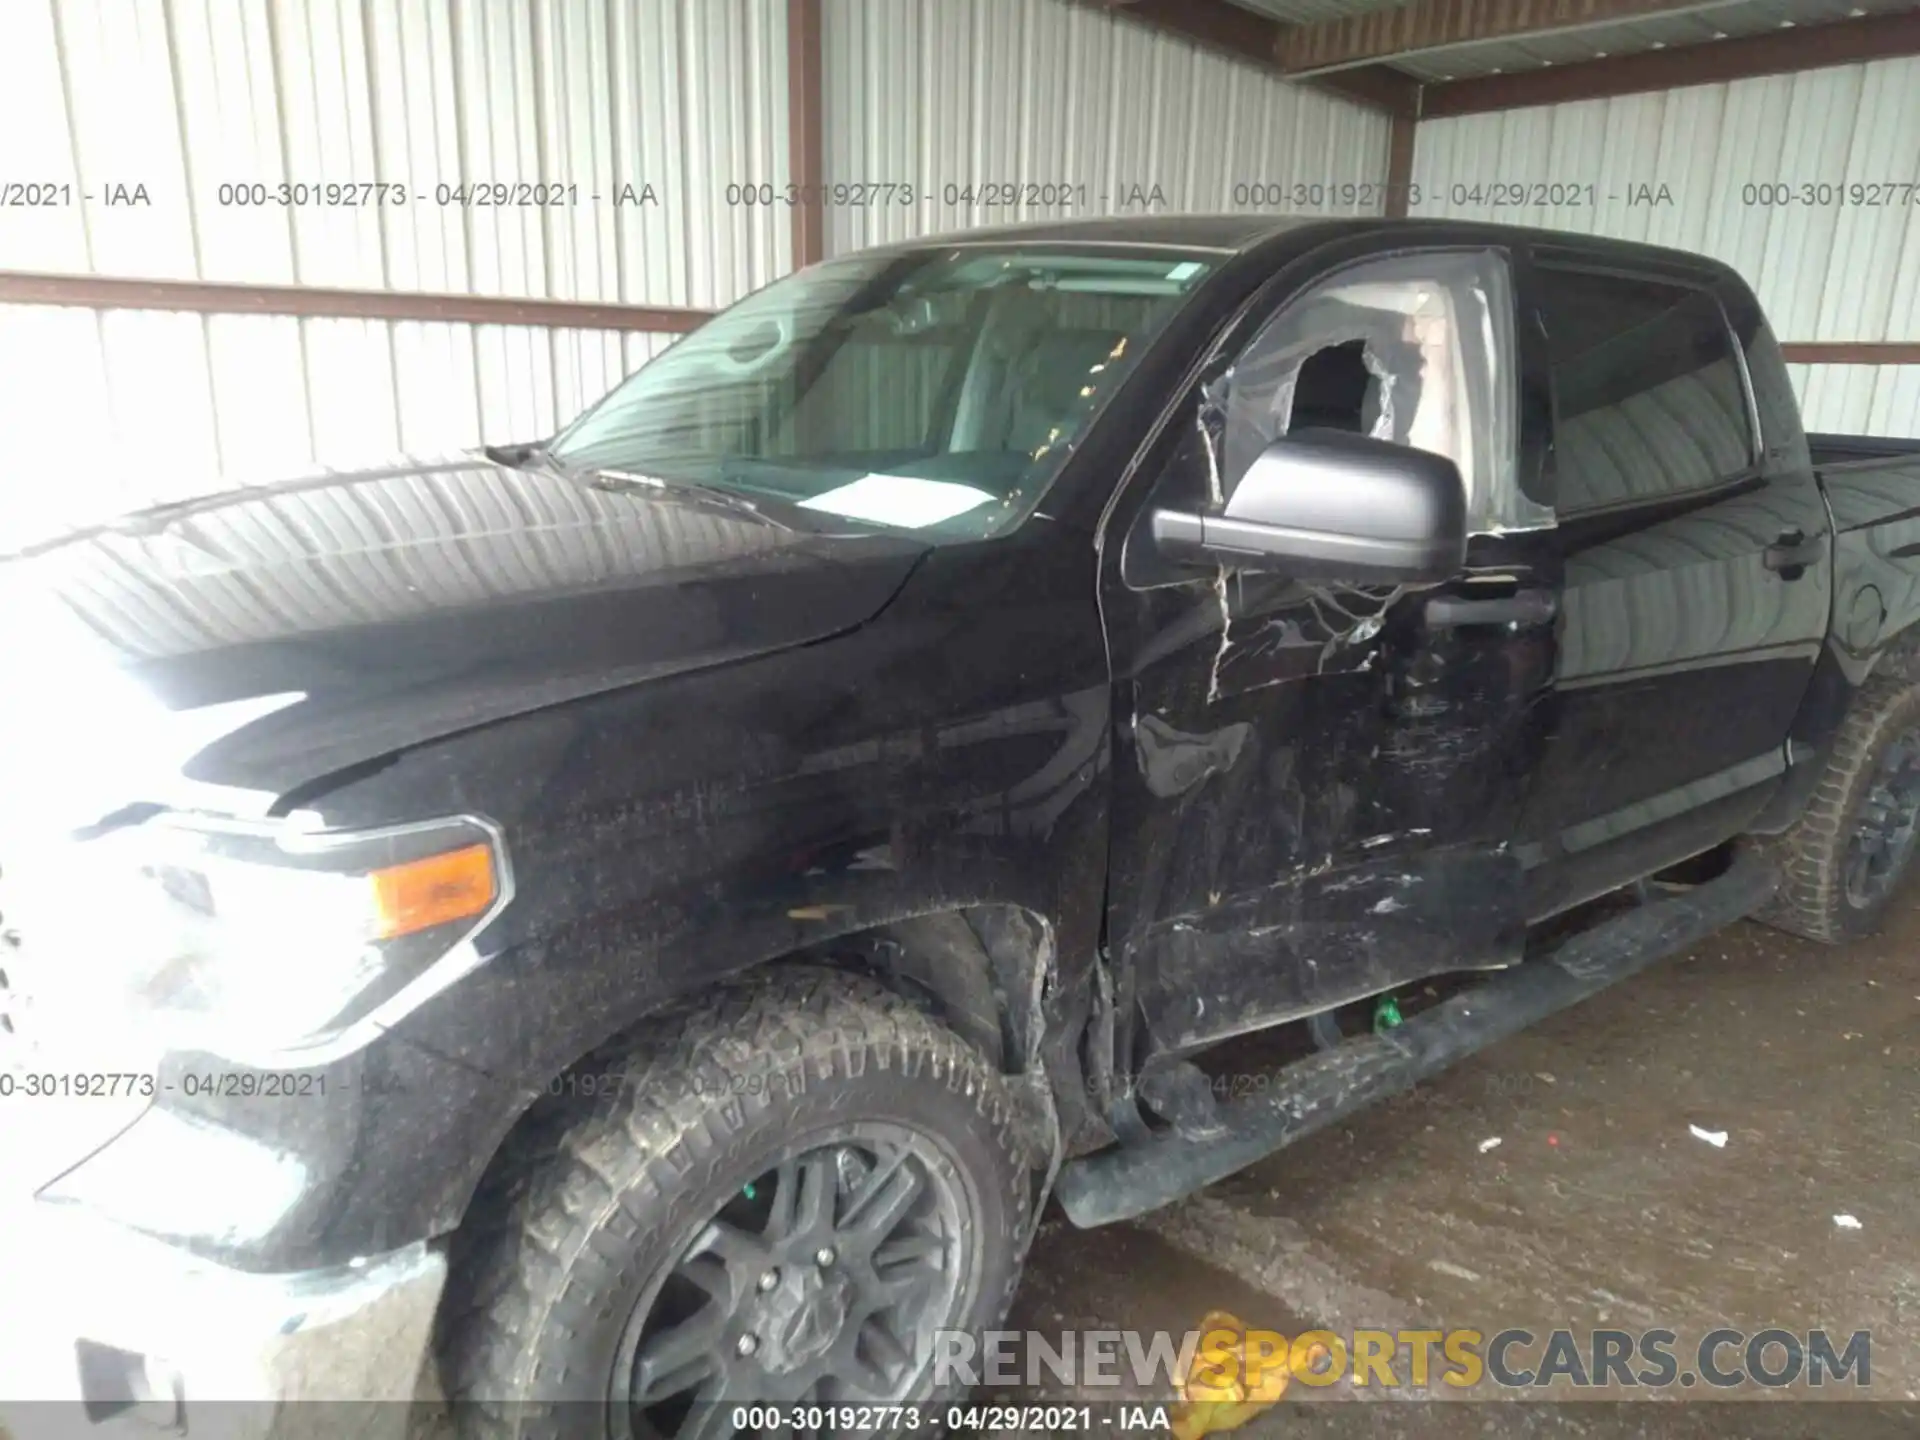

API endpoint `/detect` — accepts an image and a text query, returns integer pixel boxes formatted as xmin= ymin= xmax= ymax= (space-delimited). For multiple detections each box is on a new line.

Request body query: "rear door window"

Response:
xmin=1540 ymin=267 xmax=1756 ymax=514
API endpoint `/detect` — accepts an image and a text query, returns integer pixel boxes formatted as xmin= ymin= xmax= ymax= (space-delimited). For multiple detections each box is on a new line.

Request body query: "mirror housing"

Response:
xmin=1151 ymin=429 xmax=1468 ymax=584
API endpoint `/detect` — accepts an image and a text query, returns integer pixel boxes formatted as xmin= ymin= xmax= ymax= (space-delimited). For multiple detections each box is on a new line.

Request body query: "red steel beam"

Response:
xmin=10 ymin=272 xmax=1918 ymax=363
xmin=1384 ymin=114 xmax=1418 ymax=218
xmin=1780 ymin=343 xmax=1920 ymax=366
xmin=788 ymin=0 xmax=827 ymax=268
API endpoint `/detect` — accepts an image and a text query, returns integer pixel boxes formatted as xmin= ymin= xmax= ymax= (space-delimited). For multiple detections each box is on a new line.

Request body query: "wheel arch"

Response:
xmin=432 ymin=964 xmax=1043 ymax=1419
xmin=439 ymin=901 xmax=1071 ymax=1256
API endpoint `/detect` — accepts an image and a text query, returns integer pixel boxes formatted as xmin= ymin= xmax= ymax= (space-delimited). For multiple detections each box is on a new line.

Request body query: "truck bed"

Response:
xmin=1814 ymin=439 xmax=1920 ymax=534
xmin=1813 ymin=436 xmax=1920 ymax=668
xmin=1809 ymin=431 xmax=1920 ymax=469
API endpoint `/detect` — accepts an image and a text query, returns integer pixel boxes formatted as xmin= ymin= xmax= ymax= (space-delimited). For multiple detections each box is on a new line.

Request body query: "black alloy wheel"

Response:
xmin=1842 ymin=725 xmax=1920 ymax=911
xmin=613 ymin=1127 xmax=968 ymax=1436
xmin=438 ymin=969 xmax=1037 ymax=1440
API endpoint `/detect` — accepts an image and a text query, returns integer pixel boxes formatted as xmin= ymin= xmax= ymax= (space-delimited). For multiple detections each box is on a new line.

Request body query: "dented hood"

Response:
xmin=0 ymin=455 xmax=926 ymax=829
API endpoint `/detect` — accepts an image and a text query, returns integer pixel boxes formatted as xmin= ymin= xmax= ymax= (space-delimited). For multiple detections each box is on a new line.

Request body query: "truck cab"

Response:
xmin=1101 ymin=225 xmax=1837 ymax=1071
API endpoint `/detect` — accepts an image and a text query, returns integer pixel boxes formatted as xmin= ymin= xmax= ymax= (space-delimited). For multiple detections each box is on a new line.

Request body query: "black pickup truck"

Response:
xmin=4 ymin=215 xmax=1920 ymax=1436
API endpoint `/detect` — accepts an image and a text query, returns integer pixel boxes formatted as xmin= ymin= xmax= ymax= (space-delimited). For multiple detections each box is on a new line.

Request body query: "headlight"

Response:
xmin=20 ymin=812 xmax=510 ymax=1064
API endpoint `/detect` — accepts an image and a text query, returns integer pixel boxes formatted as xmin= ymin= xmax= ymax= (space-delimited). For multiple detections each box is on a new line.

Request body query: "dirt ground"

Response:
xmin=996 ymin=890 xmax=1920 ymax=1437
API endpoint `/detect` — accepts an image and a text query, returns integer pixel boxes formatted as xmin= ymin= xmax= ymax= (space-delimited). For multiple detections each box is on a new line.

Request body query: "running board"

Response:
xmin=1055 ymin=851 xmax=1777 ymax=1229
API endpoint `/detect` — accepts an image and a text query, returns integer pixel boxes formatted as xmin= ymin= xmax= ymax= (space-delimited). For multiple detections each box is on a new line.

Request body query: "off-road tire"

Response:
xmin=1754 ymin=674 xmax=1920 ymax=943
xmin=435 ymin=966 xmax=1038 ymax=1439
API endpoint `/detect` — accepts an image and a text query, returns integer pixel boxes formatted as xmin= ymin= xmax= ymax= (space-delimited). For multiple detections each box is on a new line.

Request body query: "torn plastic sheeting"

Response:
xmin=1192 ymin=319 xmax=1413 ymax=507
xmin=1199 ymin=372 xmax=1231 ymax=508
xmin=1223 ymin=300 xmax=1425 ymax=480
xmin=1206 ymin=574 xmax=1405 ymax=702
xmin=1210 ymin=249 xmax=1550 ymax=535
xmin=1297 ymin=581 xmax=1402 ymax=672
xmin=1207 ymin=566 xmax=1233 ymax=703
xmin=1134 ymin=713 xmax=1251 ymax=798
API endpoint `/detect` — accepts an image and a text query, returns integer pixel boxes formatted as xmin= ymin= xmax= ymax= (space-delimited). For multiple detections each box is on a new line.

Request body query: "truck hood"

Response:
xmin=0 ymin=455 xmax=927 ymax=830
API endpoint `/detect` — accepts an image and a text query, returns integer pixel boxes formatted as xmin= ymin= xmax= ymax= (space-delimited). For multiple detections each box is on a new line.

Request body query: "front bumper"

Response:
xmin=0 ymin=1197 xmax=447 ymax=1440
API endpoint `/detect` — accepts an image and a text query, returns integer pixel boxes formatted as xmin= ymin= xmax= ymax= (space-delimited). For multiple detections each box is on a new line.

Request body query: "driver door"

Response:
xmin=1098 ymin=242 xmax=1558 ymax=1072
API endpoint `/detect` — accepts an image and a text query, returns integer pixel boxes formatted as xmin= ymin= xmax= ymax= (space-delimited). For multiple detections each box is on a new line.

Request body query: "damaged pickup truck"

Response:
xmin=5 ymin=215 xmax=1920 ymax=1437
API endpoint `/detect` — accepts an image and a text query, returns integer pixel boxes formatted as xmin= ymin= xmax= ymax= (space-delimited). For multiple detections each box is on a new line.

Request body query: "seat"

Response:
xmin=1003 ymin=330 xmax=1127 ymax=455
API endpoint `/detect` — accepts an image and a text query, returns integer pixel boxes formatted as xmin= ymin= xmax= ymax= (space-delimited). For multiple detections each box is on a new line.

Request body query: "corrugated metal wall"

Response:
xmin=1790 ymin=363 xmax=1920 ymax=436
xmin=1412 ymin=56 xmax=1920 ymax=436
xmin=1 ymin=0 xmax=788 ymax=298
xmin=821 ymin=0 xmax=1394 ymax=255
xmin=0 ymin=308 xmax=680 ymax=541
xmin=0 ymin=0 xmax=783 ymax=544
xmin=2 ymin=0 xmax=1394 ymax=548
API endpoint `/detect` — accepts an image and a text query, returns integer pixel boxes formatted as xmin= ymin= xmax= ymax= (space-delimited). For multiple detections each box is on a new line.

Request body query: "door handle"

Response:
xmin=1763 ymin=529 xmax=1827 ymax=575
xmin=1423 ymin=589 xmax=1559 ymax=629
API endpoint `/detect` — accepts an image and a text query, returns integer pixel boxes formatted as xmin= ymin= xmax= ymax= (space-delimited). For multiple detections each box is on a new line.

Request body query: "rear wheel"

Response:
xmin=438 ymin=968 xmax=1037 ymax=1439
xmin=1755 ymin=675 xmax=1920 ymax=942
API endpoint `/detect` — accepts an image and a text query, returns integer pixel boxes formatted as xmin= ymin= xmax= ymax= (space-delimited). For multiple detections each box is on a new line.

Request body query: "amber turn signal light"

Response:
xmin=369 ymin=843 xmax=497 ymax=940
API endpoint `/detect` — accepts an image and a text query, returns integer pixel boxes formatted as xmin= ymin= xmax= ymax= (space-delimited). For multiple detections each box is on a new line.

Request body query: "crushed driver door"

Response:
xmin=1098 ymin=241 xmax=1560 ymax=1070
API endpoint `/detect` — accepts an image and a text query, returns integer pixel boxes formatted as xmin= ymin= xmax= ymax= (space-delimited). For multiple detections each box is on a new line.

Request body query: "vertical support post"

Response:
xmin=1385 ymin=112 xmax=1417 ymax=219
xmin=788 ymin=0 xmax=826 ymax=269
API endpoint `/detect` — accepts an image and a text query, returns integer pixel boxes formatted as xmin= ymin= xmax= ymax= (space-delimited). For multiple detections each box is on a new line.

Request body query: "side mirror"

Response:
xmin=1150 ymin=429 xmax=1468 ymax=584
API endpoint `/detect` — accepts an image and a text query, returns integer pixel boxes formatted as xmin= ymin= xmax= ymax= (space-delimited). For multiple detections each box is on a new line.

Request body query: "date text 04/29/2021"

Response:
xmin=726 ymin=1405 xmax=1161 ymax=1432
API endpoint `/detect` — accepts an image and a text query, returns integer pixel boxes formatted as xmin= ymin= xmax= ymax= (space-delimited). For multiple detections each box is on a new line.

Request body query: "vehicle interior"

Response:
xmin=551 ymin=252 xmax=1215 ymax=537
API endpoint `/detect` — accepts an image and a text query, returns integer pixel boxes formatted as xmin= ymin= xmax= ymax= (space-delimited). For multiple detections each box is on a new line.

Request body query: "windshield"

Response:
xmin=550 ymin=246 xmax=1218 ymax=539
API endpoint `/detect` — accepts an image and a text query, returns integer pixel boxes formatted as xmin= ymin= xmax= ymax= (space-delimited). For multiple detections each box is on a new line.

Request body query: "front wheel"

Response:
xmin=437 ymin=968 xmax=1038 ymax=1439
xmin=1755 ymin=674 xmax=1920 ymax=943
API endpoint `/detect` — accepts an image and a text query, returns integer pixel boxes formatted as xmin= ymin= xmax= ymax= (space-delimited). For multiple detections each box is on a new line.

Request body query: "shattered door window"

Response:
xmin=1217 ymin=249 xmax=1550 ymax=534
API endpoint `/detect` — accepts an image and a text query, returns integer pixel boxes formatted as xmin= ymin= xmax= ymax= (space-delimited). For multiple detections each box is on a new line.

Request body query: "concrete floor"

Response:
xmin=998 ymin=888 xmax=1920 ymax=1436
